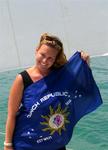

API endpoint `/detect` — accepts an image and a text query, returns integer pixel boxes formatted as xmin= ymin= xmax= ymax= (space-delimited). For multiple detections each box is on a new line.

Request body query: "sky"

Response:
xmin=0 ymin=0 xmax=108 ymax=72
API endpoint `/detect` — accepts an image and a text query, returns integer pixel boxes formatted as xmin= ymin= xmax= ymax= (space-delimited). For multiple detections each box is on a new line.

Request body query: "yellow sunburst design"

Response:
xmin=40 ymin=103 xmax=70 ymax=135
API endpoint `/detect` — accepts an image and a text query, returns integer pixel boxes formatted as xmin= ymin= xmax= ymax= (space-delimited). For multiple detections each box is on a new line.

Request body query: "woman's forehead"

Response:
xmin=39 ymin=44 xmax=58 ymax=56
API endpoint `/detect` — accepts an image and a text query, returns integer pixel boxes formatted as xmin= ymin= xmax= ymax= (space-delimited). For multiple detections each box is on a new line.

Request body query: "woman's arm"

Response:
xmin=4 ymin=74 xmax=24 ymax=150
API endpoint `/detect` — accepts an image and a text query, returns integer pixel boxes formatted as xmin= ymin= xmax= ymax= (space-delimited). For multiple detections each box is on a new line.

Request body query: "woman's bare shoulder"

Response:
xmin=9 ymin=74 xmax=24 ymax=95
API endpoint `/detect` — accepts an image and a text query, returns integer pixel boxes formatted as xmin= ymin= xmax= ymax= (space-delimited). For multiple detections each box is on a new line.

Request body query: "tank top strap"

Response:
xmin=19 ymin=70 xmax=33 ymax=90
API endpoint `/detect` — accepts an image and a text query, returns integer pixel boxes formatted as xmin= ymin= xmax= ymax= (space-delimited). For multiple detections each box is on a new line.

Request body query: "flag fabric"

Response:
xmin=13 ymin=51 xmax=102 ymax=150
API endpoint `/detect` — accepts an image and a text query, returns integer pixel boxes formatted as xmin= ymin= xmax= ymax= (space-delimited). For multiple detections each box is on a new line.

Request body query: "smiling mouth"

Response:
xmin=39 ymin=62 xmax=48 ymax=68
xmin=41 ymin=63 xmax=47 ymax=66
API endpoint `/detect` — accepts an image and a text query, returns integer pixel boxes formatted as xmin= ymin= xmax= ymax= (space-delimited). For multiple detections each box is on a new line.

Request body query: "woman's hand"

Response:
xmin=4 ymin=146 xmax=14 ymax=150
xmin=80 ymin=50 xmax=90 ymax=65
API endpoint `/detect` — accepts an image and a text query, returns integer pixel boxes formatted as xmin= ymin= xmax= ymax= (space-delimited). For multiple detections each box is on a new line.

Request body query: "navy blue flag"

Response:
xmin=13 ymin=51 xmax=102 ymax=150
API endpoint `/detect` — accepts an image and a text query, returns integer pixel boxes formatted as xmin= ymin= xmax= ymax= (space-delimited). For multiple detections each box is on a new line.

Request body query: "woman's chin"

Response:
xmin=38 ymin=64 xmax=49 ymax=72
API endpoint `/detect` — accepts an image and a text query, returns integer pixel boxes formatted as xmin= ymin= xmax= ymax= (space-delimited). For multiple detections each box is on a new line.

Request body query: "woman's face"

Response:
xmin=36 ymin=44 xmax=58 ymax=71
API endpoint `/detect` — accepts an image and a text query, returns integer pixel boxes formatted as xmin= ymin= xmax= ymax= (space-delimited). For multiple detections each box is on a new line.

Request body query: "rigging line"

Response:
xmin=6 ymin=0 xmax=21 ymax=67
xmin=57 ymin=0 xmax=70 ymax=52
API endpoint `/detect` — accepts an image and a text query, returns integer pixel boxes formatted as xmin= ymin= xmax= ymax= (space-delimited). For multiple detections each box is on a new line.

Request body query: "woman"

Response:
xmin=4 ymin=33 xmax=89 ymax=150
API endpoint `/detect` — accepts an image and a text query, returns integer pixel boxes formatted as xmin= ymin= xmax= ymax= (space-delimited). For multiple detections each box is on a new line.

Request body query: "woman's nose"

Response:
xmin=42 ymin=58 xmax=47 ymax=64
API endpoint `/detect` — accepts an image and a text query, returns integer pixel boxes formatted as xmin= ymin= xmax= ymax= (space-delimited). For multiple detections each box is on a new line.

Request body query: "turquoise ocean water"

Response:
xmin=0 ymin=56 xmax=108 ymax=150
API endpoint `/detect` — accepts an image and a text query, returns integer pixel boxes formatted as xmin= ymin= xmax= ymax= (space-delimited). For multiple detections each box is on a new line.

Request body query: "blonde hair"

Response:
xmin=37 ymin=33 xmax=67 ymax=69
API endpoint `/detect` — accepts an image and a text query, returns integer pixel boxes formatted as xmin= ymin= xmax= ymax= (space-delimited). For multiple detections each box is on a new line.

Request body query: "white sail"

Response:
xmin=0 ymin=0 xmax=108 ymax=72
